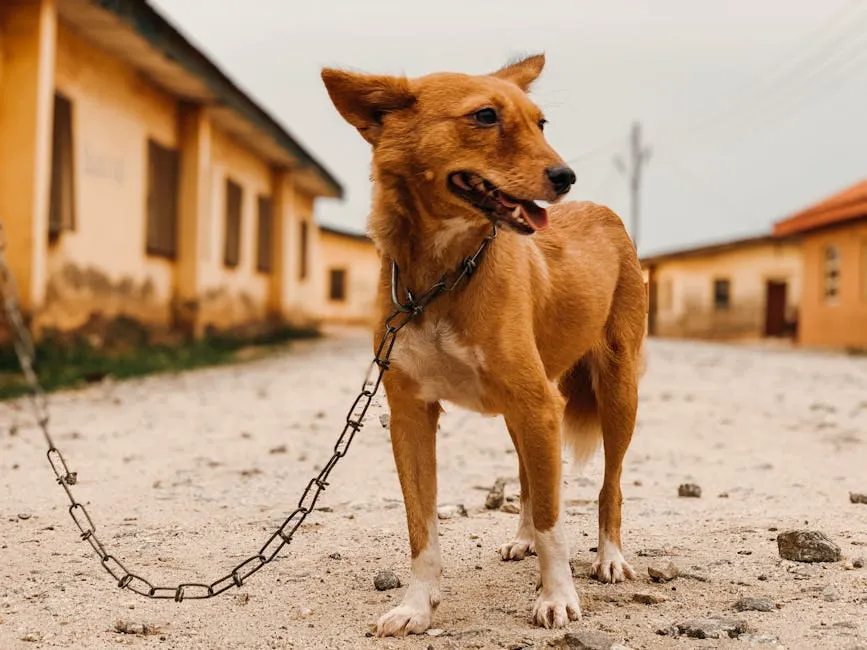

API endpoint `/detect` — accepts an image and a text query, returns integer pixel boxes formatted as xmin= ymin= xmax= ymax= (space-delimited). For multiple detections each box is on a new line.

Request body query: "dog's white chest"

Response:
xmin=390 ymin=320 xmax=488 ymax=410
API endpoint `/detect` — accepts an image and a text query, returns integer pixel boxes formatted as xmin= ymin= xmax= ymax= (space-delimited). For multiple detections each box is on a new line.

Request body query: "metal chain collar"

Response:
xmin=0 ymin=220 xmax=496 ymax=602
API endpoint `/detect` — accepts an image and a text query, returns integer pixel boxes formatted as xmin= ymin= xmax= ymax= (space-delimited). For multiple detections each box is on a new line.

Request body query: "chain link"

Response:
xmin=0 ymin=219 xmax=496 ymax=601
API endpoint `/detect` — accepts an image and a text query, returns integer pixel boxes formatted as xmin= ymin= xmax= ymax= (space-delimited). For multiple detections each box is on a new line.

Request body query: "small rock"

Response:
xmin=115 ymin=620 xmax=158 ymax=636
xmin=718 ymin=492 xmax=729 ymax=498
xmin=17 ymin=513 xmax=31 ymax=521
xmin=648 ymin=560 xmax=679 ymax=582
xmin=637 ymin=548 xmax=669 ymax=557
xmin=734 ymin=597 xmax=776 ymax=612
xmin=777 ymin=530 xmax=841 ymax=563
xmin=633 ymin=593 xmax=668 ymax=605
xmin=20 ymin=633 xmax=41 ymax=643
xmin=485 ymin=478 xmax=507 ymax=510
xmin=296 ymin=606 xmax=313 ymax=619
xmin=329 ymin=552 xmax=342 ymax=560
xmin=849 ymin=492 xmax=867 ymax=504
xmin=437 ymin=503 xmax=468 ymax=519
xmin=500 ymin=503 xmax=521 ymax=515
xmin=426 ymin=628 xmax=445 ymax=637
xmin=550 ymin=631 xmax=621 ymax=649
xmin=374 ymin=570 xmax=401 ymax=591
xmin=235 ymin=593 xmax=250 ymax=604
xmin=269 ymin=445 xmax=288 ymax=454
xmin=853 ymin=557 xmax=864 ymax=568
xmin=678 ymin=483 xmax=702 ymax=498
xmin=675 ymin=615 xmax=749 ymax=639
xmin=757 ymin=574 xmax=769 ymax=581
xmin=379 ymin=413 xmax=390 ymax=429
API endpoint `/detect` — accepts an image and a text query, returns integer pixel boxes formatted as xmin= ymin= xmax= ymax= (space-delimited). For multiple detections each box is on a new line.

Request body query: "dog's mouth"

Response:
xmin=448 ymin=172 xmax=548 ymax=234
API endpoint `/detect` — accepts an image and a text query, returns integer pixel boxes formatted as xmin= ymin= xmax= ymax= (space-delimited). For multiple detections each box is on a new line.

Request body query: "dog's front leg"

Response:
xmin=505 ymin=384 xmax=581 ymax=629
xmin=376 ymin=372 xmax=442 ymax=637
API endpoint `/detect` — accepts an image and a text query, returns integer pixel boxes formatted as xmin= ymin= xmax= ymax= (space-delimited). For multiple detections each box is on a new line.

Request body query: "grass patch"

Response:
xmin=0 ymin=324 xmax=319 ymax=401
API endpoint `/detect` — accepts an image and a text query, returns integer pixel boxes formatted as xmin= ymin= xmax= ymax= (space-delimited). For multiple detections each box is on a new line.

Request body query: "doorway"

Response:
xmin=764 ymin=280 xmax=787 ymax=337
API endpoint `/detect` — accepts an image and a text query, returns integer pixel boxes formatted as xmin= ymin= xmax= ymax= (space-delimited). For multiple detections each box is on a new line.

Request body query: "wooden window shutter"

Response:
xmin=146 ymin=139 xmax=179 ymax=258
xmin=49 ymin=93 xmax=76 ymax=238
xmin=256 ymin=195 xmax=273 ymax=273
xmin=224 ymin=179 xmax=243 ymax=268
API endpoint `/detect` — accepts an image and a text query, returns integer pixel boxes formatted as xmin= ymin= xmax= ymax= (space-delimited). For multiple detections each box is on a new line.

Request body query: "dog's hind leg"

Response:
xmin=499 ymin=425 xmax=536 ymax=560
xmin=376 ymin=373 xmax=443 ymax=637
xmin=588 ymin=335 xmax=640 ymax=584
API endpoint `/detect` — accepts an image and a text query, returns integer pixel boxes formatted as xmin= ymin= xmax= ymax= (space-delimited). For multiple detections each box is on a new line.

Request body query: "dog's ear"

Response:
xmin=490 ymin=53 xmax=545 ymax=92
xmin=321 ymin=68 xmax=415 ymax=146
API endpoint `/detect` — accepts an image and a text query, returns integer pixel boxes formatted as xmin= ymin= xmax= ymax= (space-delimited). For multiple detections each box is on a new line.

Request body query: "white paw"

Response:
xmin=591 ymin=544 xmax=635 ymax=583
xmin=376 ymin=603 xmax=433 ymax=637
xmin=500 ymin=538 xmax=536 ymax=561
xmin=531 ymin=586 xmax=582 ymax=629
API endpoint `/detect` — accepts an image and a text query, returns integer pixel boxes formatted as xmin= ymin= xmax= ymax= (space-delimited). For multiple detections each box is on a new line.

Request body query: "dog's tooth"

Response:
xmin=512 ymin=206 xmax=521 ymax=219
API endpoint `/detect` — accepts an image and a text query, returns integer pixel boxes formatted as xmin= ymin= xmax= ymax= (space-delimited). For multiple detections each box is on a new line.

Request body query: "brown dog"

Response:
xmin=321 ymin=53 xmax=646 ymax=636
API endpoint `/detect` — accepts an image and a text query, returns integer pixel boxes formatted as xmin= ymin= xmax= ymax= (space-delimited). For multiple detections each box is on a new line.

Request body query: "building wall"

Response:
xmin=649 ymin=241 xmax=802 ymax=340
xmin=798 ymin=220 xmax=867 ymax=349
xmin=317 ymin=230 xmax=380 ymax=326
xmin=197 ymin=127 xmax=273 ymax=330
xmin=39 ymin=22 xmax=176 ymax=330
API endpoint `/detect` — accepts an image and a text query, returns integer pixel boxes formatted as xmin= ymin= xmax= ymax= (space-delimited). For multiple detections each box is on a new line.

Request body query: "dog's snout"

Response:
xmin=545 ymin=165 xmax=576 ymax=196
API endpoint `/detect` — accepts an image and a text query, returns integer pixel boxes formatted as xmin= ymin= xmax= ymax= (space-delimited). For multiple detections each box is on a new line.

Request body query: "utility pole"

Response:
xmin=614 ymin=121 xmax=651 ymax=252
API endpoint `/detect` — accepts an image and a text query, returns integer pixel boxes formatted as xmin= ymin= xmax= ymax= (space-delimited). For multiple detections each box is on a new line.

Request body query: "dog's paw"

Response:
xmin=375 ymin=603 xmax=432 ymax=637
xmin=531 ymin=586 xmax=581 ymax=629
xmin=500 ymin=537 xmax=536 ymax=561
xmin=591 ymin=544 xmax=636 ymax=583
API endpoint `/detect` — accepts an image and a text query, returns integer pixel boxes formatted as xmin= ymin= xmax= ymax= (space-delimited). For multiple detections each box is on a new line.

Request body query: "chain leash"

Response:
xmin=0 ymin=220 xmax=496 ymax=602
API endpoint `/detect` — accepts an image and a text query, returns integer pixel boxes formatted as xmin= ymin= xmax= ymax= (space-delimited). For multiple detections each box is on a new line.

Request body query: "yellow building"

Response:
xmin=0 ymin=0 xmax=362 ymax=340
xmin=642 ymin=234 xmax=803 ymax=341
xmin=773 ymin=179 xmax=867 ymax=350
xmin=317 ymin=226 xmax=380 ymax=327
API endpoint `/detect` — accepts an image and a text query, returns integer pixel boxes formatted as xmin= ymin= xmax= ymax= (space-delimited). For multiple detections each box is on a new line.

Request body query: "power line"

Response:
xmin=614 ymin=122 xmax=651 ymax=250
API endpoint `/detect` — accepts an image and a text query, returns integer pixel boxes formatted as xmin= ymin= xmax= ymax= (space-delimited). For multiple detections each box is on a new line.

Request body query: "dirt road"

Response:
xmin=1 ymin=331 xmax=866 ymax=649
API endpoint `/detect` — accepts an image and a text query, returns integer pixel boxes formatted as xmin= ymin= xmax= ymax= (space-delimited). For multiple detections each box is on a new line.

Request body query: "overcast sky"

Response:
xmin=151 ymin=0 xmax=867 ymax=256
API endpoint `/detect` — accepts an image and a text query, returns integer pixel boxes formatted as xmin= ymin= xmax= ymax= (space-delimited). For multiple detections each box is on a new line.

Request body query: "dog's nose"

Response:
xmin=545 ymin=165 xmax=576 ymax=196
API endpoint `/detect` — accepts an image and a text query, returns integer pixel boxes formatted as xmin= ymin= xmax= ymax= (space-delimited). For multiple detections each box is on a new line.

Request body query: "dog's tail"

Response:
xmin=558 ymin=355 xmax=603 ymax=468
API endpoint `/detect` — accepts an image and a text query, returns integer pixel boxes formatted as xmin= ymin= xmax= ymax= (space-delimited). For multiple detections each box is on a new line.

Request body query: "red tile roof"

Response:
xmin=773 ymin=179 xmax=867 ymax=237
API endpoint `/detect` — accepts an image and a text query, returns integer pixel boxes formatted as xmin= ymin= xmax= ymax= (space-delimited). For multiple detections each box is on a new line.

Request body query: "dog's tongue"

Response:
xmin=521 ymin=201 xmax=548 ymax=231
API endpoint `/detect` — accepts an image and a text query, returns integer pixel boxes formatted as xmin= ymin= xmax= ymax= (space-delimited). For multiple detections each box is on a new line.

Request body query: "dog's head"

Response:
xmin=321 ymin=54 xmax=574 ymax=234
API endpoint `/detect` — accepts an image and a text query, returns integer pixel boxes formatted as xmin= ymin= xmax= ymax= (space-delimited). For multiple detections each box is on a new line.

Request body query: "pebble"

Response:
xmin=777 ymin=530 xmax=841 ymax=563
xmin=849 ymin=492 xmax=867 ymax=504
xmin=854 ymin=557 xmax=864 ymax=568
xmin=633 ymin=592 xmax=668 ymax=605
xmin=374 ymin=570 xmax=401 ymax=591
xmin=678 ymin=483 xmax=702 ymax=498
xmin=328 ymin=552 xmax=342 ymax=560
xmin=738 ymin=633 xmax=781 ymax=645
xmin=268 ymin=445 xmax=287 ymax=454
xmin=734 ymin=597 xmax=776 ymax=612
xmin=20 ymin=633 xmax=41 ymax=643
xmin=437 ymin=503 xmax=467 ymax=519
xmin=426 ymin=628 xmax=445 ymax=637
xmin=296 ymin=606 xmax=313 ymax=619
xmin=500 ymin=503 xmax=521 ymax=514
xmin=648 ymin=560 xmax=679 ymax=582
xmin=17 ymin=513 xmax=31 ymax=520
xmin=549 ymin=631 xmax=623 ymax=649
xmin=485 ymin=477 xmax=506 ymax=510
xmin=114 ymin=620 xmax=158 ymax=636
xmin=379 ymin=413 xmax=390 ymax=429
xmin=671 ymin=615 xmax=749 ymax=639
xmin=787 ymin=564 xmax=819 ymax=579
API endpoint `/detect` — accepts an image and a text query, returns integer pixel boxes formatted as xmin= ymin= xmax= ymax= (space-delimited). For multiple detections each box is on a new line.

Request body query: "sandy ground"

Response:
xmin=1 ymin=329 xmax=866 ymax=650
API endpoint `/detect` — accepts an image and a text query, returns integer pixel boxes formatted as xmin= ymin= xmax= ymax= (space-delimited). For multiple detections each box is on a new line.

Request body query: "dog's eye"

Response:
xmin=538 ymin=118 xmax=547 ymax=132
xmin=472 ymin=108 xmax=499 ymax=127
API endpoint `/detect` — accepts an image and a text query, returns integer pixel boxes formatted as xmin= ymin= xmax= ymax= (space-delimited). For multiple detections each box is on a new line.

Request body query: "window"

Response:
xmin=146 ymin=139 xmax=179 ymax=258
xmin=49 ymin=93 xmax=75 ymax=239
xmin=713 ymin=278 xmax=730 ymax=310
xmin=299 ymin=220 xmax=309 ymax=280
xmin=823 ymin=245 xmax=840 ymax=302
xmin=256 ymin=195 xmax=273 ymax=273
xmin=329 ymin=268 xmax=347 ymax=302
xmin=224 ymin=179 xmax=243 ymax=268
